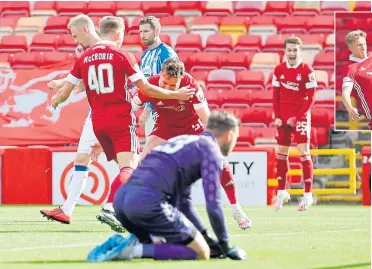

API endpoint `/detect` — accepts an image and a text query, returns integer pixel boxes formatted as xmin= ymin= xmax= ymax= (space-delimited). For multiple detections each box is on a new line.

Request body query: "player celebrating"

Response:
xmin=131 ymin=58 xmax=251 ymax=229
xmin=50 ymin=16 xmax=195 ymax=225
xmin=272 ymin=37 xmax=317 ymax=211
xmin=40 ymin=15 xmax=103 ymax=225
xmin=97 ymin=16 xmax=179 ymax=226
xmin=341 ymin=30 xmax=369 ymax=124
xmin=87 ymin=111 xmax=246 ymax=262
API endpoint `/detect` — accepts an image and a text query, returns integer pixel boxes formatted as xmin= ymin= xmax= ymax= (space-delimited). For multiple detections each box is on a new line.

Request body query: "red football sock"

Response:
xmin=107 ymin=167 xmax=134 ymax=203
xmin=220 ymin=161 xmax=237 ymax=205
xmin=277 ymin=153 xmax=289 ymax=191
xmin=301 ymin=155 xmax=314 ymax=193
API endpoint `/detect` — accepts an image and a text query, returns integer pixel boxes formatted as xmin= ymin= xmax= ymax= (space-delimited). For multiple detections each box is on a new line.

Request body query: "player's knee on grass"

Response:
xmin=74 ymin=153 xmax=90 ymax=166
xmin=187 ymin=231 xmax=210 ymax=260
xmin=297 ymin=143 xmax=310 ymax=156
xmin=116 ymin=152 xmax=139 ymax=170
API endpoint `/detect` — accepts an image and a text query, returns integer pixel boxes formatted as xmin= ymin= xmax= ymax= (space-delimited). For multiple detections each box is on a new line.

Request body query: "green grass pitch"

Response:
xmin=0 ymin=205 xmax=370 ymax=269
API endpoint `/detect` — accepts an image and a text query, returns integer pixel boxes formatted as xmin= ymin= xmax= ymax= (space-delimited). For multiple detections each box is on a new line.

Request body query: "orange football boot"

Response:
xmin=40 ymin=207 xmax=71 ymax=224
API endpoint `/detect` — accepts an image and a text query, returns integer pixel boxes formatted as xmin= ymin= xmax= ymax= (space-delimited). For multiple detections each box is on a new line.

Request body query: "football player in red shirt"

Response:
xmin=50 ymin=15 xmax=195 ymax=211
xmin=131 ymin=58 xmax=251 ymax=230
xmin=341 ymin=30 xmax=370 ymax=125
xmin=272 ymin=37 xmax=317 ymax=211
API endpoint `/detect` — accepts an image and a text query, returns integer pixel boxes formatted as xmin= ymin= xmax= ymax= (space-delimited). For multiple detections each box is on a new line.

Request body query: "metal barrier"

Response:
xmin=267 ymin=148 xmax=357 ymax=195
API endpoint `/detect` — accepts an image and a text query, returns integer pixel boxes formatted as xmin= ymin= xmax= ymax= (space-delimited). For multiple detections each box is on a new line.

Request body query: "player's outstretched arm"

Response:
xmin=51 ymin=81 xmax=75 ymax=109
xmin=134 ymin=78 xmax=195 ymax=101
xmin=342 ymin=85 xmax=360 ymax=121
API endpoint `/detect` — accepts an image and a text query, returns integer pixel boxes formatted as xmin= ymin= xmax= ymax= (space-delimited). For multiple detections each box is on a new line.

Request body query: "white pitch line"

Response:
xmin=0 ymin=229 xmax=369 ymax=252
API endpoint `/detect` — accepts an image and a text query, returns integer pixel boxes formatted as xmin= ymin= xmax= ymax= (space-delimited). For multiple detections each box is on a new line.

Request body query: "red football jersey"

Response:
xmin=341 ymin=54 xmax=371 ymax=111
xmin=272 ymin=61 xmax=317 ymax=120
xmin=132 ymin=73 xmax=208 ymax=128
xmin=67 ymin=40 xmax=144 ymax=121
xmin=343 ymin=57 xmax=372 ymax=119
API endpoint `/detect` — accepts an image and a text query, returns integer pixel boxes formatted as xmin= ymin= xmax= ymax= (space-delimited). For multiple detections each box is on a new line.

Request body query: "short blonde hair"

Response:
xmin=68 ymin=14 xmax=95 ymax=30
xmin=284 ymin=36 xmax=303 ymax=49
xmin=99 ymin=16 xmax=124 ymax=36
xmin=346 ymin=30 xmax=366 ymax=46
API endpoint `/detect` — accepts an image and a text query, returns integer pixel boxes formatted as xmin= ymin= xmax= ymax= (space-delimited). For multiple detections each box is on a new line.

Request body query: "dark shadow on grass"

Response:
xmin=0 ymin=230 xmax=106 ymax=233
xmin=312 ymin=262 xmax=371 ymax=269
xmin=5 ymin=259 xmax=224 ymax=264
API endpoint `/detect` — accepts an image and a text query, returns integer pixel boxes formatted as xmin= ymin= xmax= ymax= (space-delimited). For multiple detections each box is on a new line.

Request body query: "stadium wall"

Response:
xmin=0 ymin=147 xmax=271 ymax=206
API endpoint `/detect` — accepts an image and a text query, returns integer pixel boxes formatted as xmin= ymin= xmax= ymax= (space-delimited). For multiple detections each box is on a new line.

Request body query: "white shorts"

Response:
xmin=77 ymin=117 xmax=99 ymax=154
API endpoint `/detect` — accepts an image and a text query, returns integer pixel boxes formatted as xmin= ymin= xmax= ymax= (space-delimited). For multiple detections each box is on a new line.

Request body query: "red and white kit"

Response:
xmin=132 ymin=73 xmax=208 ymax=139
xmin=272 ymin=60 xmax=317 ymax=146
xmin=67 ymin=40 xmax=144 ymax=161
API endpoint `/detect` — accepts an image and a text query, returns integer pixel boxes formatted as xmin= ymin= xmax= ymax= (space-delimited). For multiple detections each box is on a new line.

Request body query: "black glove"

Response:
xmin=218 ymin=240 xmax=247 ymax=260
xmin=202 ymin=230 xmax=225 ymax=259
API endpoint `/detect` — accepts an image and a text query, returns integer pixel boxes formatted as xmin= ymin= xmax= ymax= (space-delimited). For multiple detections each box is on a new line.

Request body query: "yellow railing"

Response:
xmin=335 ymin=96 xmax=369 ymax=130
xmin=267 ymin=148 xmax=357 ymax=195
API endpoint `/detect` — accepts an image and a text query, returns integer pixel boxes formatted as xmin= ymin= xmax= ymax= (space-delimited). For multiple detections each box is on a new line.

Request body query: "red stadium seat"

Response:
xmin=263 ymin=34 xmax=291 ymax=53
xmin=311 ymin=107 xmax=333 ymax=130
xmin=1 ymin=1 xmax=30 ymax=17
xmin=236 ymin=70 xmax=266 ymax=91
xmin=116 ymin=2 xmax=144 ymax=18
xmin=188 ymin=52 xmax=221 ymax=72
xmin=253 ymin=127 xmax=277 ymax=145
xmin=203 ymin=1 xmax=233 ymax=16
xmin=220 ymin=52 xmax=254 ymax=71
xmin=0 ymin=17 xmax=19 ymax=35
xmin=175 ymin=33 xmax=203 ymax=52
xmin=121 ymin=34 xmax=143 ymax=53
xmin=233 ymin=1 xmax=265 ymax=16
xmin=240 ymin=107 xmax=274 ymax=127
xmin=142 ymin=1 xmax=173 ymax=17
xmin=354 ymin=1 xmax=371 ymax=11
xmin=296 ymin=34 xmax=324 ymax=52
xmin=30 ymin=34 xmax=58 ymax=52
xmin=292 ymin=1 xmax=320 ymax=16
xmin=234 ymin=35 xmax=262 ymax=52
xmin=190 ymin=16 xmax=221 ymax=33
xmin=40 ymin=51 xmax=70 ymax=66
xmin=204 ymin=90 xmax=223 ymax=107
xmin=205 ymin=34 xmax=233 ymax=53
xmin=223 ymin=107 xmax=250 ymax=120
xmin=87 ymin=2 xmax=117 ymax=16
xmin=57 ymin=34 xmax=76 ymax=52
xmin=307 ymin=16 xmax=334 ymax=34
xmin=55 ymin=1 xmax=87 ymax=16
xmin=276 ymin=16 xmax=308 ymax=34
xmin=313 ymin=52 xmax=334 ymax=70
xmin=206 ymin=69 xmax=236 ymax=91
xmin=0 ymin=35 xmax=27 ymax=53
xmin=160 ymin=33 xmax=172 ymax=47
xmin=44 ymin=16 xmax=70 ymax=34
xmin=170 ymin=1 xmax=203 ymax=17
xmin=177 ymin=51 xmax=195 ymax=69
xmin=10 ymin=52 xmax=40 ymax=69
xmin=314 ymin=89 xmax=334 ymax=107
xmin=237 ymin=125 xmax=255 ymax=146
xmin=250 ymin=90 xmax=274 ymax=106
xmin=320 ymin=1 xmax=349 ymax=15
xmin=314 ymin=127 xmax=329 ymax=146
xmin=190 ymin=70 xmax=209 ymax=88
xmin=127 ymin=16 xmax=142 ymax=35
xmin=263 ymin=1 xmax=293 ymax=17
xmin=30 ymin=1 xmax=57 ymax=17
xmin=220 ymin=89 xmax=251 ymax=107
xmin=248 ymin=16 xmax=277 ymax=35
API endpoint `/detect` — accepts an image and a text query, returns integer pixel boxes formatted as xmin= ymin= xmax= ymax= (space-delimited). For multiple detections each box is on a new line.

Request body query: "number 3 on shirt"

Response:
xmin=88 ymin=63 xmax=114 ymax=94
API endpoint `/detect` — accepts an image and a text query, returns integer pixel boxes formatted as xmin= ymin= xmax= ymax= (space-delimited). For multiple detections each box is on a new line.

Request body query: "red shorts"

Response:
xmin=276 ymin=118 xmax=311 ymax=147
xmin=93 ymin=123 xmax=139 ymax=162
xmin=150 ymin=119 xmax=204 ymax=140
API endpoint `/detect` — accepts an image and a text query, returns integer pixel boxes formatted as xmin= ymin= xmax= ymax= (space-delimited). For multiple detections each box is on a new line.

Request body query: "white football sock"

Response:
xmin=231 ymin=203 xmax=242 ymax=213
xmin=61 ymin=169 xmax=88 ymax=216
xmin=131 ymin=244 xmax=143 ymax=258
xmin=103 ymin=203 xmax=114 ymax=212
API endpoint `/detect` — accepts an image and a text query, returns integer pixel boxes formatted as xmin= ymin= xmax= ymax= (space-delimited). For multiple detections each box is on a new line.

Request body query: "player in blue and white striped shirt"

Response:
xmin=138 ymin=16 xmax=178 ymax=138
